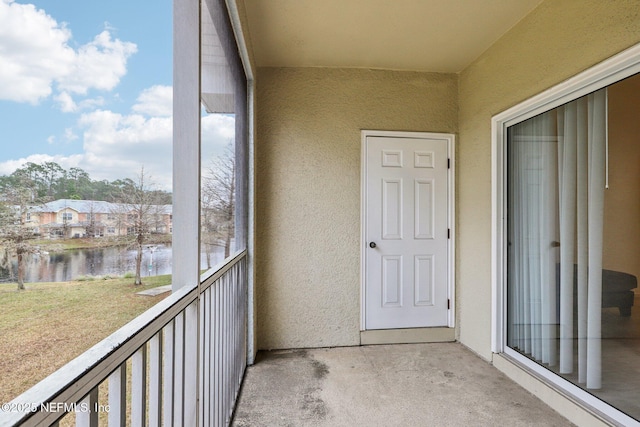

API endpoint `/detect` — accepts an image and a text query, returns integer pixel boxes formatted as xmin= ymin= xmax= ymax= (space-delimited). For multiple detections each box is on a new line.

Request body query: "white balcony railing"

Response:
xmin=0 ymin=250 xmax=248 ymax=427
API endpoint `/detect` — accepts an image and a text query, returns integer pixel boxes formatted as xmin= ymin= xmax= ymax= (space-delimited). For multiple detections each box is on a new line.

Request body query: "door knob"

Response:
xmin=369 ymin=242 xmax=377 ymax=248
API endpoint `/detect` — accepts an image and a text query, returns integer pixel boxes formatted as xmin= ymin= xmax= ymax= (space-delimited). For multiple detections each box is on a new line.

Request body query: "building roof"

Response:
xmin=31 ymin=199 xmax=173 ymax=215
xmin=33 ymin=199 xmax=117 ymax=213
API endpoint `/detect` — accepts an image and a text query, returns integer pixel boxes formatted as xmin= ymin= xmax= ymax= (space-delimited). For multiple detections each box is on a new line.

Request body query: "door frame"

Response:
xmin=360 ymin=130 xmax=456 ymax=330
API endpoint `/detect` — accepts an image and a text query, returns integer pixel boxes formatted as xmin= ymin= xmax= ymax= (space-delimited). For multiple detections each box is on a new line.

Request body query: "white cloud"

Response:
xmin=54 ymin=91 xmax=77 ymax=112
xmin=0 ymin=153 xmax=84 ymax=177
xmin=0 ymin=0 xmax=74 ymax=103
xmin=79 ymin=97 xmax=105 ymax=110
xmin=0 ymin=112 xmax=174 ymax=190
xmin=0 ymin=85 xmax=237 ymax=192
xmin=63 ymin=128 xmax=78 ymax=142
xmin=57 ymin=30 xmax=137 ymax=95
xmin=54 ymin=91 xmax=105 ymax=112
xmin=201 ymin=114 xmax=236 ymax=162
xmin=74 ymin=109 xmax=172 ymax=189
xmin=0 ymin=1 xmax=136 ymax=104
xmin=132 ymin=85 xmax=173 ymax=117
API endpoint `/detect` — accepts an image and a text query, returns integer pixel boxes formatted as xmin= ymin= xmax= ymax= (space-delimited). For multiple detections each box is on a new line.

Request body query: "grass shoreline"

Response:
xmin=28 ymin=234 xmax=172 ymax=253
xmin=0 ymin=275 xmax=171 ymax=404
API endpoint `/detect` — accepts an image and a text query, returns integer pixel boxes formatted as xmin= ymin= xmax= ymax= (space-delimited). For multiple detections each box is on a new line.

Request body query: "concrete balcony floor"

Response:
xmin=232 ymin=342 xmax=574 ymax=427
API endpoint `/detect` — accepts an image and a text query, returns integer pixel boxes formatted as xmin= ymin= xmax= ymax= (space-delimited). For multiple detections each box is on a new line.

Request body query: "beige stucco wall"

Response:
xmin=252 ymin=0 xmax=640 ymax=356
xmin=255 ymin=68 xmax=457 ymax=349
xmin=458 ymin=0 xmax=640 ymax=359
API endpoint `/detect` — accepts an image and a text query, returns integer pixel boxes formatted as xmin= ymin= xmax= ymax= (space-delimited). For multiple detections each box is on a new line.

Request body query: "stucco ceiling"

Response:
xmin=243 ymin=0 xmax=544 ymax=73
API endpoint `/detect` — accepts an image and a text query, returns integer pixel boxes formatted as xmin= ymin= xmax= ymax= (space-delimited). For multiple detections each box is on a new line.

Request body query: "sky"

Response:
xmin=0 ymin=0 xmax=234 ymax=191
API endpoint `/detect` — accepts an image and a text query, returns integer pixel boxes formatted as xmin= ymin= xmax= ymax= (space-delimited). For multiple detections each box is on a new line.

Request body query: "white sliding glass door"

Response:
xmin=495 ymin=45 xmax=640 ymax=425
xmin=506 ymin=89 xmax=607 ymax=389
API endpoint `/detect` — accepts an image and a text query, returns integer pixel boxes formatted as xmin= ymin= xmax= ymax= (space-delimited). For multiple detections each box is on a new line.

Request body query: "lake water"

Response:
xmin=0 ymin=244 xmax=226 ymax=283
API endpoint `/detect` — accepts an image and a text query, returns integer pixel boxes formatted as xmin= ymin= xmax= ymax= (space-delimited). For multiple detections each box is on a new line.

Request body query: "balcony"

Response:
xmin=0 ymin=246 xmax=574 ymax=427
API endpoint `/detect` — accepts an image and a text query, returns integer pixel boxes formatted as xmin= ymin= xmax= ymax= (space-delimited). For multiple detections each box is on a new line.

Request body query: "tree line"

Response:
xmin=0 ymin=161 xmax=172 ymax=205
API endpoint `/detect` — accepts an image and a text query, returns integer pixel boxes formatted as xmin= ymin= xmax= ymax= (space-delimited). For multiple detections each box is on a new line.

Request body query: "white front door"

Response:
xmin=363 ymin=132 xmax=452 ymax=330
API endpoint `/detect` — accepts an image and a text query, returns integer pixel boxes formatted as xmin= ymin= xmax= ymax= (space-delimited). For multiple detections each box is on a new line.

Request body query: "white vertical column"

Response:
xmin=173 ymin=0 xmax=201 ymax=291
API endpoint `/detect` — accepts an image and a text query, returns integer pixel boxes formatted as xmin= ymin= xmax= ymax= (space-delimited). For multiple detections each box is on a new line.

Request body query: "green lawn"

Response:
xmin=0 ymin=275 xmax=171 ymax=404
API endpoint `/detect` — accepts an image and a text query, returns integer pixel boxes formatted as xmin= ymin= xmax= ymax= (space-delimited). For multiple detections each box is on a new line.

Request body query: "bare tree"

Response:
xmin=0 ymin=187 xmax=37 ymax=290
xmin=202 ymin=144 xmax=235 ymax=268
xmin=108 ymin=202 xmax=128 ymax=237
xmin=116 ymin=167 xmax=163 ymax=285
xmin=82 ymin=201 xmax=99 ymax=238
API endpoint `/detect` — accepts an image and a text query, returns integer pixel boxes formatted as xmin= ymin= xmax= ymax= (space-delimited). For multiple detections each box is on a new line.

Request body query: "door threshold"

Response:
xmin=360 ymin=327 xmax=455 ymax=345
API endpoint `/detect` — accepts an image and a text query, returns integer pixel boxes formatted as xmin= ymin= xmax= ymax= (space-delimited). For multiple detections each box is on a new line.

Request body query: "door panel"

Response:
xmin=382 ymin=179 xmax=403 ymax=239
xmin=382 ymin=255 xmax=402 ymax=307
xmin=414 ymin=179 xmax=435 ymax=239
xmin=365 ymin=135 xmax=449 ymax=329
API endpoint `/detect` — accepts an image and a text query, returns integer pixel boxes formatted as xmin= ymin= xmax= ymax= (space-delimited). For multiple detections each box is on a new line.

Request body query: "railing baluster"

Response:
xmin=225 ymin=272 xmax=231 ymax=424
xmin=198 ymin=290 xmax=204 ymax=426
xmin=201 ymin=288 xmax=211 ymax=427
xmin=184 ymin=302 xmax=198 ymax=426
xmin=210 ymin=285 xmax=215 ymax=425
xmin=76 ymin=387 xmax=98 ymax=427
xmin=162 ymin=320 xmax=175 ymax=427
xmin=215 ymin=276 xmax=222 ymax=426
xmin=222 ymin=272 xmax=227 ymax=424
xmin=174 ymin=312 xmax=185 ymax=426
xmin=131 ymin=345 xmax=147 ymax=427
xmin=148 ymin=332 xmax=163 ymax=427
xmin=108 ymin=364 xmax=127 ymax=426
xmin=235 ymin=262 xmax=242 ymax=390
xmin=239 ymin=261 xmax=244 ymax=387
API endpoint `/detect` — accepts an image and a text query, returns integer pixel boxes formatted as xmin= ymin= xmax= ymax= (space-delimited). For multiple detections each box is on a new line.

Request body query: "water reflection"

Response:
xmin=0 ymin=244 xmax=225 ymax=283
